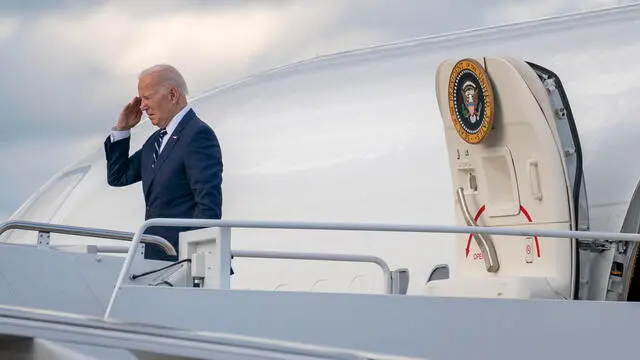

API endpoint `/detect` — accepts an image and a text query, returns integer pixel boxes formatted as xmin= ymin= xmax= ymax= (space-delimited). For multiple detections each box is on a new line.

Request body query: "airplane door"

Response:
xmin=526 ymin=62 xmax=590 ymax=300
xmin=431 ymin=57 xmax=587 ymax=300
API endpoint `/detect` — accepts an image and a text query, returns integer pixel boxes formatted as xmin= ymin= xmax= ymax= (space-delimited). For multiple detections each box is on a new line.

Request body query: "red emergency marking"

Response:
xmin=465 ymin=205 xmax=541 ymax=258
xmin=518 ymin=206 xmax=541 ymax=257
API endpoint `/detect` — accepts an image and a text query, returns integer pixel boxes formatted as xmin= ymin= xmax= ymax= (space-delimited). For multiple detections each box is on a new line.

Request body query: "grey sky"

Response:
xmin=0 ymin=0 xmax=635 ymax=220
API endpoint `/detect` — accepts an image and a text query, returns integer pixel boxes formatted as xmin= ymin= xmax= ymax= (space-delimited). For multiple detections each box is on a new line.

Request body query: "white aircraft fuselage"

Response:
xmin=3 ymin=4 xmax=640 ymax=300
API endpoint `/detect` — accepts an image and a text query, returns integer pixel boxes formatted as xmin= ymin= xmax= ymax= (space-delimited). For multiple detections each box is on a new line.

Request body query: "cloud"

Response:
xmin=0 ymin=1 xmax=375 ymax=143
xmin=0 ymin=17 xmax=18 ymax=41
xmin=0 ymin=0 xmax=107 ymax=15
xmin=485 ymin=0 xmax=636 ymax=23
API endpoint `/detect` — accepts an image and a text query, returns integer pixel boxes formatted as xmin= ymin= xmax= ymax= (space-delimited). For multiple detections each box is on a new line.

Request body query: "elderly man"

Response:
xmin=104 ymin=64 xmax=223 ymax=264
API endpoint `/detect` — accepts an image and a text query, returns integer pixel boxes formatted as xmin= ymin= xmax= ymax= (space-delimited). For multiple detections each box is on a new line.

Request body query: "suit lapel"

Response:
xmin=154 ymin=109 xmax=194 ymax=173
xmin=144 ymin=109 xmax=195 ymax=198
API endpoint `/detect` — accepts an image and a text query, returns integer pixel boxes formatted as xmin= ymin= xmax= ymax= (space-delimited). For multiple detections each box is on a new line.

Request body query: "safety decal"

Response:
xmin=465 ymin=205 xmax=541 ymax=259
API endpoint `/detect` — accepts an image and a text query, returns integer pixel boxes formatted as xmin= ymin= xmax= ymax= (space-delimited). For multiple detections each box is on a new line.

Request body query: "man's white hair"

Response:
xmin=139 ymin=64 xmax=189 ymax=96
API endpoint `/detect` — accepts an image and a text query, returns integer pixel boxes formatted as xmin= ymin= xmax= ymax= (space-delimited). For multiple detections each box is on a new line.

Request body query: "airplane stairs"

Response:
xmin=1 ymin=219 xmax=640 ymax=359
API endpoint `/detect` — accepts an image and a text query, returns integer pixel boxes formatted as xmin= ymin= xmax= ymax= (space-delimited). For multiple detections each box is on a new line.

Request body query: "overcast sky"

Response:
xmin=0 ymin=0 xmax=636 ymax=221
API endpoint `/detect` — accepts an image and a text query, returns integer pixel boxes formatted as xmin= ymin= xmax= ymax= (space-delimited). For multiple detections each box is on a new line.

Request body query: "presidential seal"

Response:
xmin=447 ymin=58 xmax=495 ymax=144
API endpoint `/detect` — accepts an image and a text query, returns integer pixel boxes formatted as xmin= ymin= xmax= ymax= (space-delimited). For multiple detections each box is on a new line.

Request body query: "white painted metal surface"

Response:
xmin=3 ymin=5 xmax=639 ymax=297
xmin=5 ymin=4 xmax=640 ymax=297
xmin=0 ymin=304 xmax=423 ymax=360
xmin=1 ymin=3 xmax=640 ymax=359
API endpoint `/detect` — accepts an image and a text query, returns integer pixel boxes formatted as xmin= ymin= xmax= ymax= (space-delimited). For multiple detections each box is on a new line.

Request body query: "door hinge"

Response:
xmin=578 ymin=239 xmax=612 ymax=253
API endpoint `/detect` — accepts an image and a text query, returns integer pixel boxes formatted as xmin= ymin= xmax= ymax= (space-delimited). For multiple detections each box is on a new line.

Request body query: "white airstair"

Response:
xmin=1 ymin=218 xmax=640 ymax=359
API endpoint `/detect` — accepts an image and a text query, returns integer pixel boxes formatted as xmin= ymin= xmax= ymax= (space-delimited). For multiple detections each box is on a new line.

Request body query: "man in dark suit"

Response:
xmin=104 ymin=64 xmax=223 ymax=263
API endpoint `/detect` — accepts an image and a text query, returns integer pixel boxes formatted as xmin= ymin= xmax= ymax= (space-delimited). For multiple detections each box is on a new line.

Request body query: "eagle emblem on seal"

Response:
xmin=447 ymin=58 xmax=495 ymax=144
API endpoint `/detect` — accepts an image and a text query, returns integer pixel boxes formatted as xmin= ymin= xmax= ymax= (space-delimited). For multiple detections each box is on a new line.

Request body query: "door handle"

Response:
xmin=528 ymin=159 xmax=543 ymax=201
xmin=456 ymin=187 xmax=500 ymax=272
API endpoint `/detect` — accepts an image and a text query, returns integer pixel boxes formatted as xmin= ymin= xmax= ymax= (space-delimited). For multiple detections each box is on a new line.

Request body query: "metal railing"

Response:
xmin=232 ymin=250 xmax=392 ymax=293
xmin=103 ymin=217 xmax=640 ymax=318
xmin=0 ymin=220 xmax=176 ymax=257
xmin=52 ymin=245 xmax=130 ymax=254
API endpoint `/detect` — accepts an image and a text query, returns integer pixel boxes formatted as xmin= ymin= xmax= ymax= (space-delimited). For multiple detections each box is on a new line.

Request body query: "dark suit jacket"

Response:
xmin=104 ymin=108 xmax=223 ymax=262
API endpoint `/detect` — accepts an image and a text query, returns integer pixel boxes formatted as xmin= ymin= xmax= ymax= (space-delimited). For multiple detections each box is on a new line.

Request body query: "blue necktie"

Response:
xmin=153 ymin=128 xmax=167 ymax=166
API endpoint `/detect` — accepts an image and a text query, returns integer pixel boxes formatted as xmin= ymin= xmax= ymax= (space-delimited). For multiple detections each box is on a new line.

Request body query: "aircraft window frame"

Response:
xmin=1 ymin=165 xmax=91 ymax=243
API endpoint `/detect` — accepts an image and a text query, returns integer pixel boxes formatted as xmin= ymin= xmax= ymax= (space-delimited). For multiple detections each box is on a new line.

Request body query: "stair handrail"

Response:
xmin=0 ymin=220 xmax=176 ymax=256
xmin=104 ymin=217 xmax=640 ymax=318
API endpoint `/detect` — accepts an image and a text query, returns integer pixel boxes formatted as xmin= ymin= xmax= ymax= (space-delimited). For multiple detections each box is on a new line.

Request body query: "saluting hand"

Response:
xmin=116 ymin=96 xmax=143 ymax=131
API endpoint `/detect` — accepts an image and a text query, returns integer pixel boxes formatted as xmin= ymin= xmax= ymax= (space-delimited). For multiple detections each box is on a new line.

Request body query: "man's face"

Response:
xmin=138 ymin=73 xmax=175 ymax=128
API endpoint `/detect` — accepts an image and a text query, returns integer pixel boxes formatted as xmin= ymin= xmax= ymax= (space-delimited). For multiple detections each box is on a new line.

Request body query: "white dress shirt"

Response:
xmin=110 ymin=104 xmax=192 ymax=154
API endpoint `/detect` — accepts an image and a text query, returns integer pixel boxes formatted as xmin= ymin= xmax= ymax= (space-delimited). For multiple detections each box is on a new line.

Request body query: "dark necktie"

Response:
xmin=153 ymin=128 xmax=168 ymax=166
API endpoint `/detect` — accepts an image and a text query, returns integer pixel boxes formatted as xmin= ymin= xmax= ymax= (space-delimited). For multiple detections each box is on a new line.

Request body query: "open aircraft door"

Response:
xmin=425 ymin=57 xmax=589 ymax=300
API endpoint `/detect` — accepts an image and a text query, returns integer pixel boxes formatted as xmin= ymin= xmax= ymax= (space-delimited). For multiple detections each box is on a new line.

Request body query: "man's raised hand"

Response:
xmin=116 ymin=96 xmax=143 ymax=131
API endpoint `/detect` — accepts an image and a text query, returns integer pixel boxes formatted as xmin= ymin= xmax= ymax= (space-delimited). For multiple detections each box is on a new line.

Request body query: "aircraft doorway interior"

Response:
xmin=606 ymin=180 xmax=640 ymax=302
